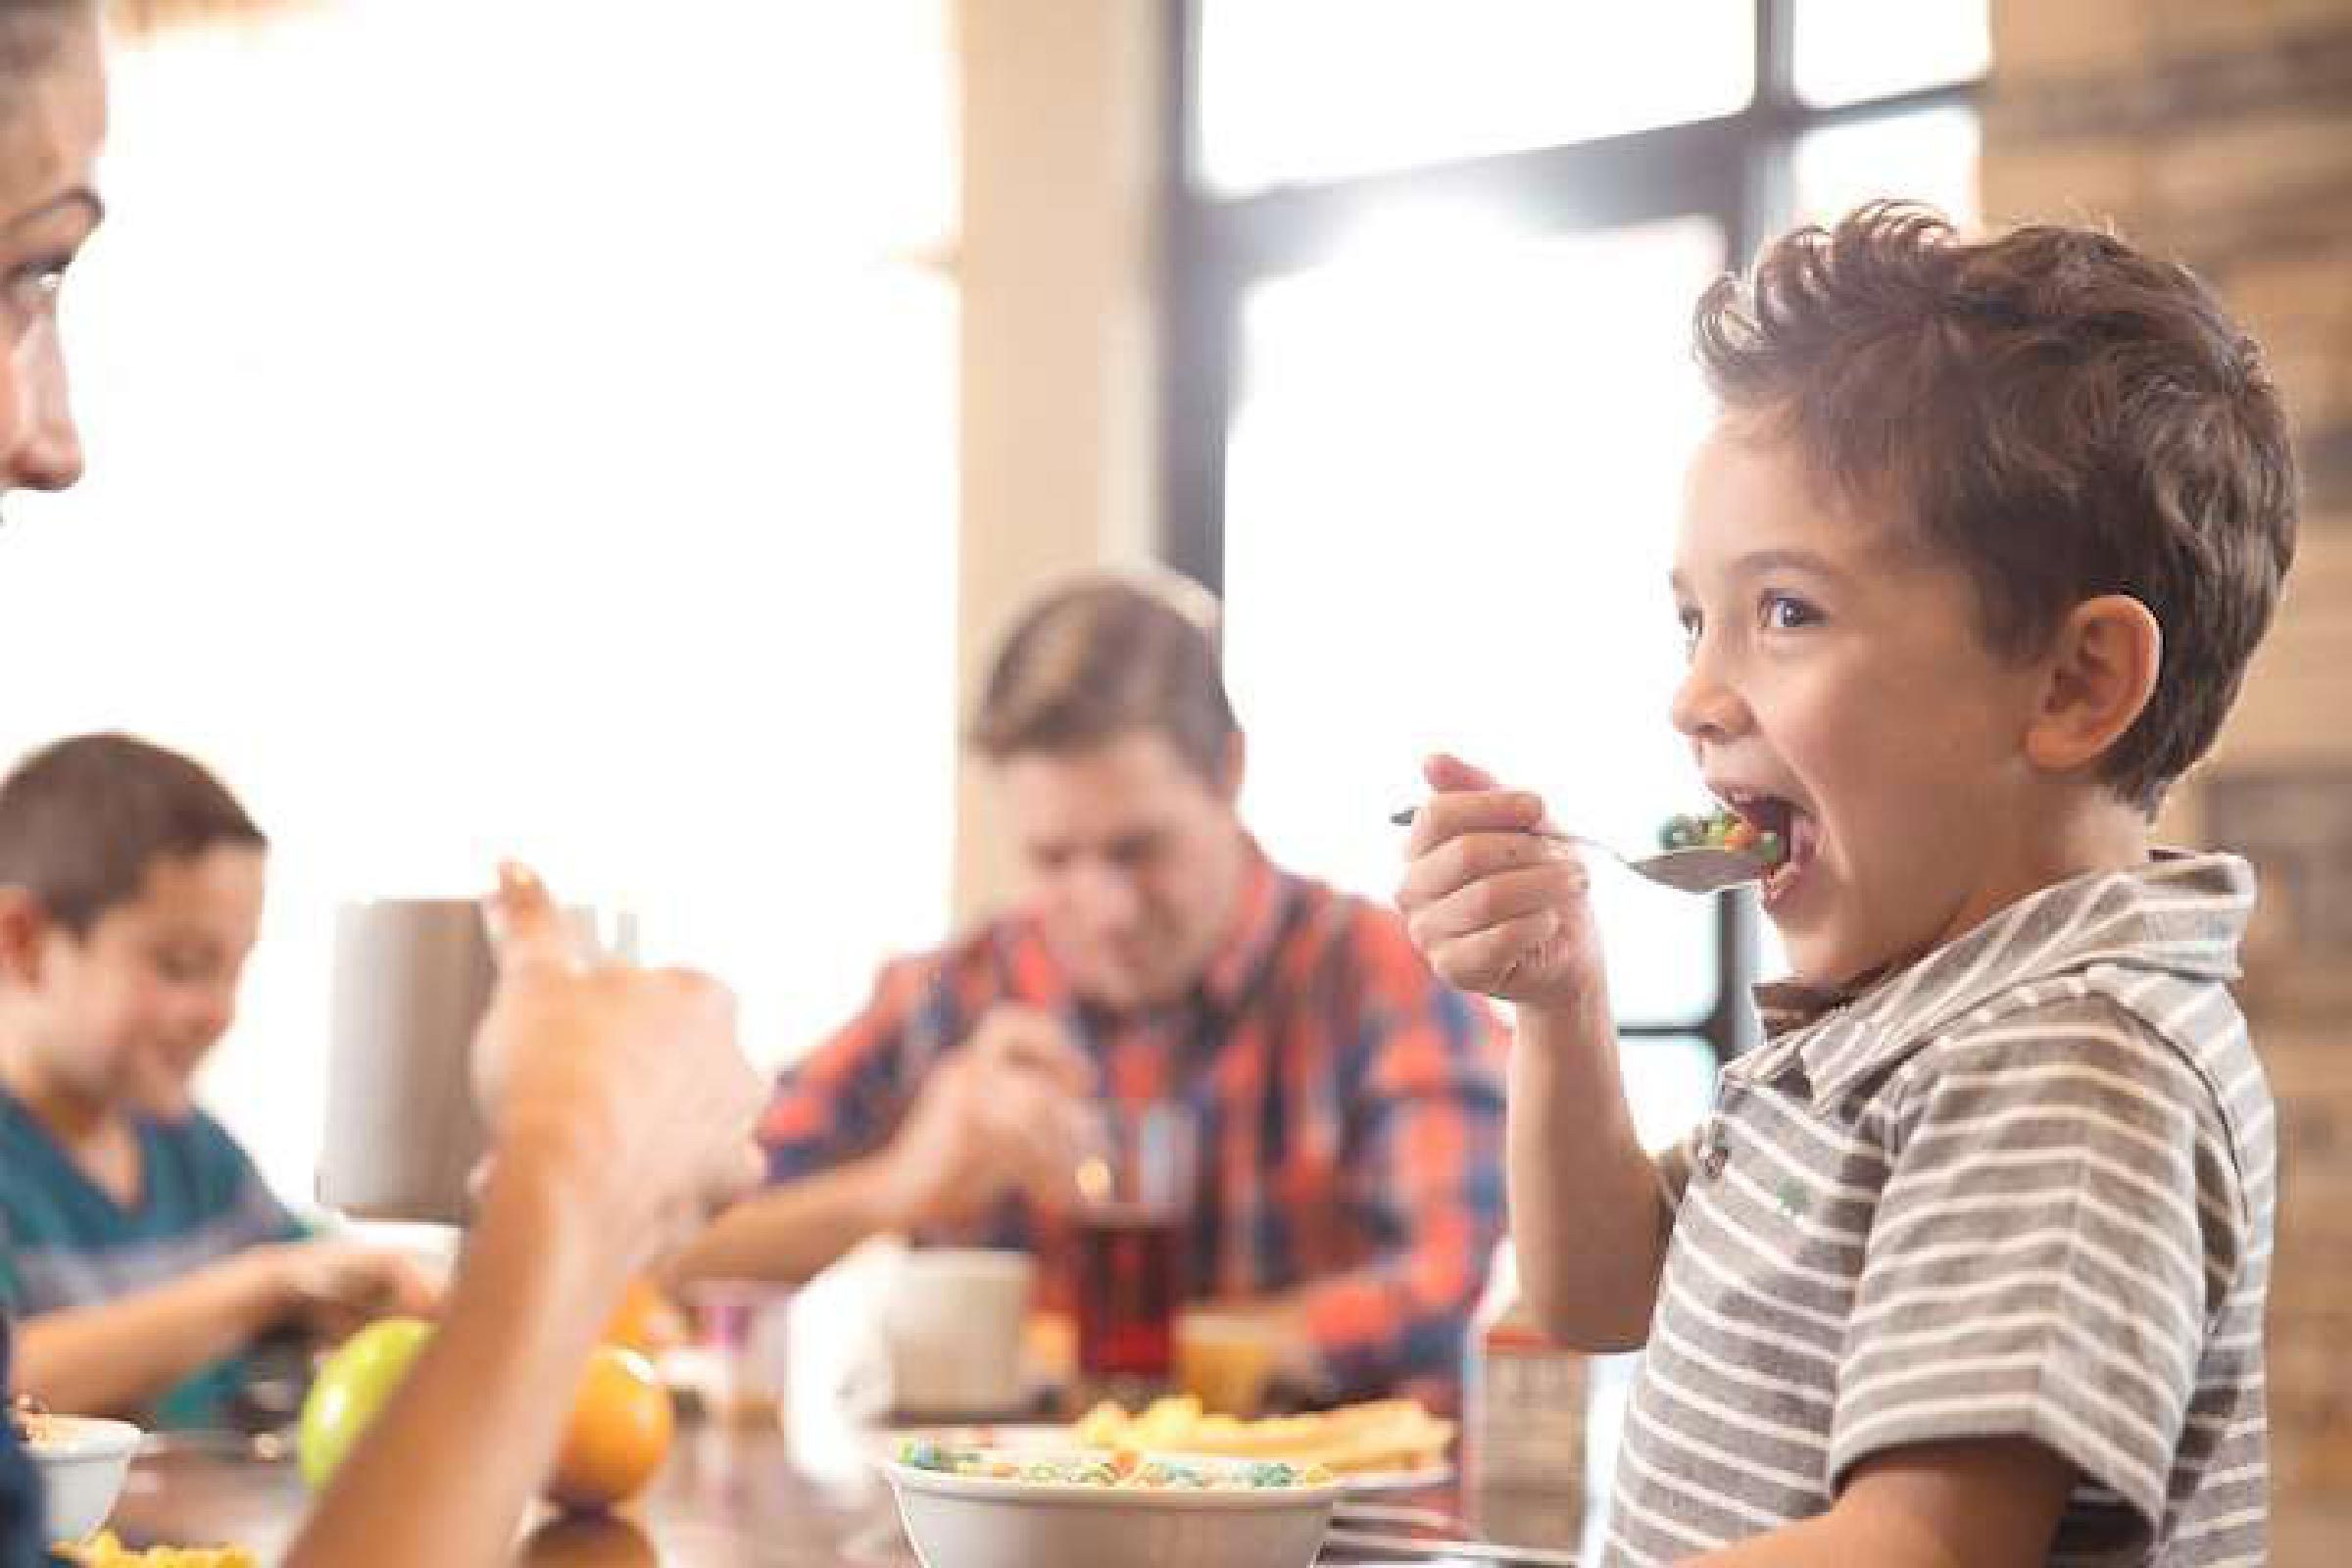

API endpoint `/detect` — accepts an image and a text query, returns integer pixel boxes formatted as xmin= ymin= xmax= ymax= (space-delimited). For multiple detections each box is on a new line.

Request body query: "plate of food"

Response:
xmin=884 ymin=1394 xmax=1455 ymax=1496
xmin=55 ymin=1533 xmax=258 ymax=1568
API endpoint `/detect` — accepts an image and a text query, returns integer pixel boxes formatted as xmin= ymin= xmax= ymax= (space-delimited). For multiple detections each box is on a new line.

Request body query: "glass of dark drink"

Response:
xmin=1069 ymin=1101 xmax=1197 ymax=1399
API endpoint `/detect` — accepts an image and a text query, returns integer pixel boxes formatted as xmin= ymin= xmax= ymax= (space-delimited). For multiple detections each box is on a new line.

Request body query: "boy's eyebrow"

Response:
xmin=1668 ymin=547 xmax=1852 ymax=596
xmin=1730 ymin=547 xmax=1847 ymax=581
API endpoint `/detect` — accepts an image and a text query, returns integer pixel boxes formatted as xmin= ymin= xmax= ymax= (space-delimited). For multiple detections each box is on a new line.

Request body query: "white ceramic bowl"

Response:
xmin=24 ymin=1414 xmax=142 ymax=1544
xmin=883 ymin=1447 xmax=1341 ymax=1568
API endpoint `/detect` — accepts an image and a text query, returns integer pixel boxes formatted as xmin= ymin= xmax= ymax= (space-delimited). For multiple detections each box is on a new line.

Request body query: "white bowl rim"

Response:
xmin=883 ymin=1449 xmax=1346 ymax=1510
xmin=22 ymin=1414 xmax=143 ymax=1463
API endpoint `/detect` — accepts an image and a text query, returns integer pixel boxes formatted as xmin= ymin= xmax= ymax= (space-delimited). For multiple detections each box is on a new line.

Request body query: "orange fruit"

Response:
xmin=602 ymin=1277 xmax=685 ymax=1356
xmin=547 ymin=1346 xmax=674 ymax=1512
xmin=520 ymin=1512 xmax=662 ymax=1566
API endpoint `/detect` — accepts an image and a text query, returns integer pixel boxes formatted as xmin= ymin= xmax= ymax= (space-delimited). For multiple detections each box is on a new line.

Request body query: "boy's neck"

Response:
xmin=1934 ymin=786 xmax=2153 ymax=959
xmin=0 ymin=1025 xmax=124 ymax=1148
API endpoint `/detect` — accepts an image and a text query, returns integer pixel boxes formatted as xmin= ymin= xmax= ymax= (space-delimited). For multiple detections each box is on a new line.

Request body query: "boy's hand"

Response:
xmin=473 ymin=863 xmax=766 ymax=1277
xmin=262 ymin=1240 xmax=445 ymax=1341
xmin=874 ymin=1004 xmax=1096 ymax=1228
xmin=1397 ymin=753 xmax=1608 ymax=1012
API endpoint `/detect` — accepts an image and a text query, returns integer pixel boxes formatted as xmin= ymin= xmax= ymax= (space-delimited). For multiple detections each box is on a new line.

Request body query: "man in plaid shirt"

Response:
xmin=676 ymin=573 xmax=1507 ymax=1404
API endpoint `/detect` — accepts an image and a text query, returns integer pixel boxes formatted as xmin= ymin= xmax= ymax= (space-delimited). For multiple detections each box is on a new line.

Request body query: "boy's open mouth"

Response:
xmin=1719 ymin=788 xmax=1818 ymax=906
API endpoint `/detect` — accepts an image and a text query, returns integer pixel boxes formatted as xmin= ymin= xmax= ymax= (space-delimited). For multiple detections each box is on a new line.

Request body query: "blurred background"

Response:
xmin=0 ymin=1 xmax=2343 ymax=1555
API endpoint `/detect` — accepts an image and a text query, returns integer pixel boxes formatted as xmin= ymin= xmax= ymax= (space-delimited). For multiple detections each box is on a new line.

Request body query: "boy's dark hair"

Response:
xmin=1694 ymin=201 xmax=2298 ymax=813
xmin=971 ymin=571 xmax=1238 ymax=784
xmin=0 ymin=0 xmax=88 ymax=82
xmin=0 ymin=733 xmax=267 ymax=936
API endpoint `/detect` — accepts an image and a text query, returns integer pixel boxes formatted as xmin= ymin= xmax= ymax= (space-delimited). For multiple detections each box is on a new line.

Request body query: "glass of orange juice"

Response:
xmin=1174 ymin=1309 xmax=1276 ymax=1417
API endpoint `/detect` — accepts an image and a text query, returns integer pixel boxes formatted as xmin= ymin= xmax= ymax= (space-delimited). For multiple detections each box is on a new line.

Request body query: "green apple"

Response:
xmin=297 ymin=1315 xmax=434 ymax=1490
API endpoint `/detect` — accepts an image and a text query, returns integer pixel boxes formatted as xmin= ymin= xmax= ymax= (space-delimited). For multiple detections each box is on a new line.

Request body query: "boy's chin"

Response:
xmin=126 ymin=1079 xmax=198 ymax=1124
xmin=1773 ymin=924 xmax=1888 ymax=996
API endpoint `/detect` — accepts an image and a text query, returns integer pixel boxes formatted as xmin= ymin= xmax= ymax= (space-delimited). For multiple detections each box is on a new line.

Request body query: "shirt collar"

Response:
xmin=1745 ymin=850 xmax=2255 ymax=1099
xmin=1198 ymin=840 xmax=1294 ymax=1014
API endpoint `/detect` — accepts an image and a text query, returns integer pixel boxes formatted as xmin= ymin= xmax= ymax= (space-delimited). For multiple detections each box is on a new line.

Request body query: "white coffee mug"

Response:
xmin=316 ymin=896 xmax=633 ymax=1224
xmin=875 ymin=1248 xmax=1036 ymax=1419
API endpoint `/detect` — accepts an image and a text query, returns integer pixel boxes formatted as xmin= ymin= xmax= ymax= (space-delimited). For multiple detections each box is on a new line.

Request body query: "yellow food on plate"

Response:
xmin=55 ymin=1532 xmax=256 ymax=1567
xmin=1070 ymin=1395 xmax=1453 ymax=1476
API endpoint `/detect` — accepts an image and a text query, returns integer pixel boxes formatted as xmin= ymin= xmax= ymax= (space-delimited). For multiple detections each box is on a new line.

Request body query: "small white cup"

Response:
xmin=878 ymin=1248 xmax=1036 ymax=1419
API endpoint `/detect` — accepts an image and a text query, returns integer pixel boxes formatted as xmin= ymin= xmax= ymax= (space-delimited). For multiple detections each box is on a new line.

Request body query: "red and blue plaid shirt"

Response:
xmin=760 ymin=850 xmax=1509 ymax=1404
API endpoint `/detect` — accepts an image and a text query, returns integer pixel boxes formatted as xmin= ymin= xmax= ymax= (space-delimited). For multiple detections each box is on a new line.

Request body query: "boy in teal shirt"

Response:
xmin=0 ymin=734 xmax=436 ymax=1428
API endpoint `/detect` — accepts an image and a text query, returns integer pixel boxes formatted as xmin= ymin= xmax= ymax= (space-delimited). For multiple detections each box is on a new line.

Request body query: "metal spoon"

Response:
xmin=1388 ymin=808 xmax=1767 ymax=895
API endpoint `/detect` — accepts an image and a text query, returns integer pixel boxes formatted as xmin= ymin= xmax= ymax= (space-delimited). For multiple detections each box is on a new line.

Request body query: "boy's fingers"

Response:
xmin=1423 ymin=752 xmax=1500 ymax=794
xmin=1411 ymin=862 xmax=1584 ymax=945
xmin=1406 ymin=788 xmax=1548 ymax=856
xmin=1397 ymin=828 xmax=1562 ymax=909
xmin=1436 ymin=908 xmax=1563 ymax=993
xmin=482 ymin=860 xmax=584 ymax=978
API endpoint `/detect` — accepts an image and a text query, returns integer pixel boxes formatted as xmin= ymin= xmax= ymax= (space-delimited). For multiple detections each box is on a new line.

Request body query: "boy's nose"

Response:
xmin=1669 ymin=658 xmax=1752 ymax=745
xmin=2 ymin=327 xmax=87 ymax=502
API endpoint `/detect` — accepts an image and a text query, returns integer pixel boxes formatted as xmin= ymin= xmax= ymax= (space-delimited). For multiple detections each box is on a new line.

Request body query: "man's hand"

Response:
xmin=1397 ymin=754 xmax=1608 ymax=1013
xmin=873 ymin=1004 xmax=1096 ymax=1229
xmin=473 ymin=863 xmax=766 ymax=1276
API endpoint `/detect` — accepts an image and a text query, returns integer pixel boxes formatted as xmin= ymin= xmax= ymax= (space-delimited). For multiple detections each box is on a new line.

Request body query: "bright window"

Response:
xmin=1227 ymin=213 xmax=1728 ymax=1024
xmin=1793 ymin=0 xmax=1989 ymax=107
xmin=1200 ymin=1 xmax=1754 ymax=195
xmin=1177 ymin=4 xmax=1986 ymax=1554
xmin=0 ymin=0 xmax=959 ymax=1198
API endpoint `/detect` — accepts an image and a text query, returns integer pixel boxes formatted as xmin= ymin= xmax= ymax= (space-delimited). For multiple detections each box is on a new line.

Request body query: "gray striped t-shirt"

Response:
xmin=1606 ymin=853 xmax=2272 ymax=1567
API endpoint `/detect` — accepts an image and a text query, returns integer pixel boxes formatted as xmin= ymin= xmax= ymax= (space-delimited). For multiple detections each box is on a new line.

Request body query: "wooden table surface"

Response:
xmin=105 ymin=1420 xmax=1564 ymax=1566
xmin=111 ymin=1421 xmax=919 ymax=1567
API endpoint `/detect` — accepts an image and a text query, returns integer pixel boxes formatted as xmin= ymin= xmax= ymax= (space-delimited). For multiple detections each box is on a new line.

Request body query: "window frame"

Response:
xmin=1157 ymin=0 xmax=1983 ymax=1061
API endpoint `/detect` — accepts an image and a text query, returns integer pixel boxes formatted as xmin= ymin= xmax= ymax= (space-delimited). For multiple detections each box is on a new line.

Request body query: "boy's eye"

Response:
xmin=1760 ymin=594 xmax=1820 ymax=631
xmin=9 ymin=257 xmax=71 ymax=305
xmin=151 ymin=949 xmax=216 ymax=984
xmin=4 ymin=258 xmax=72 ymax=338
xmin=1675 ymin=606 xmax=1702 ymax=654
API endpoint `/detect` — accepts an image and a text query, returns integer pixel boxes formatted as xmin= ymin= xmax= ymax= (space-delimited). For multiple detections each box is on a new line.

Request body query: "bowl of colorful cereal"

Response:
xmin=883 ymin=1442 xmax=1342 ymax=1568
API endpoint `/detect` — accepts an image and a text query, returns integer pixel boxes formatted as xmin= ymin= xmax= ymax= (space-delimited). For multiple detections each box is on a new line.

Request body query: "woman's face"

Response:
xmin=1 ymin=9 xmax=104 ymax=504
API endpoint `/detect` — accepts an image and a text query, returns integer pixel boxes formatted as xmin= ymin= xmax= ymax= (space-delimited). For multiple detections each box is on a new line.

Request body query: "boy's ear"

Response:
xmin=2025 ymin=595 xmax=2163 ymax=776
xmin=0 ymin=887 xmax=54 ymax=986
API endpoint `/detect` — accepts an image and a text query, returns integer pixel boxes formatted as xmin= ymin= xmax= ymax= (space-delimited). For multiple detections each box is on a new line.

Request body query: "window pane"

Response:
xmin=1224 ymin=211 xmax=1728 ymax=1025
xmin=1793 ymin=0 xmax=1988 ymax=108
xmin=1792 ymin=106 xmax=1982 ymax=231
xmin=1200 ymin=2 xmax=1753 ymax=196
xmin=5 ymin=0 xmax=959 ymax=1198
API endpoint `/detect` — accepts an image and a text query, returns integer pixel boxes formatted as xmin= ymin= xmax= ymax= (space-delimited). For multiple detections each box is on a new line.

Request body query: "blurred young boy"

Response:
xmin=1402 ymin=205 xmax=2293 ymax=1565
xmin=0 ymin=733 xmax=436 ymax=1427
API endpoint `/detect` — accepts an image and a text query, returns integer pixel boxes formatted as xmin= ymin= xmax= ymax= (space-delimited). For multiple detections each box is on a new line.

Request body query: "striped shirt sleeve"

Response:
xmin=1831 ymin=996 xmax=2245 ymax=1540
